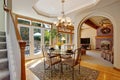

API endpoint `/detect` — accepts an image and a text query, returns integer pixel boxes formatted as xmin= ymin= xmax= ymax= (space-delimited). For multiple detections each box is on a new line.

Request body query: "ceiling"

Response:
xmin=33 ymin=0 xmax=99 ymax=18
xmin=12 ymin=0 xmax=119 ymax=23
xmin=32 ymin=0 xmax=113 ymax=28
xmin=82 ymin=16 xmax=112 ymax=29
xmin=89 ymin=16 xmax=112 ymax=27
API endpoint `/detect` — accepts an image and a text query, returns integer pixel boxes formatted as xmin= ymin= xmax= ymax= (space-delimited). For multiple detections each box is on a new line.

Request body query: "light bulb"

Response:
xmin=58 ymin=16 xmax=62 ymax=20
xmin=66 ymin=17 xmax=71 ymax=22
xmin=61 ymin=18 xmax=65 ymax=23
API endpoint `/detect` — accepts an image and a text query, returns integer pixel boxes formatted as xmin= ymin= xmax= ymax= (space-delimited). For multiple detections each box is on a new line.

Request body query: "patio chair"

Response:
xmin=42 ymin=47 xmax=61 ymax=78
xmin=62 ymin=48 xmax=81 ymax=80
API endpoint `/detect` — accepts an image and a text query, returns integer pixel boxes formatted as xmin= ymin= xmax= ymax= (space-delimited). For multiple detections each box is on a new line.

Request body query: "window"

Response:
xmin=32 ymin=21 xmax=42 ymax=27
xmin=18 ymin=18 xmax=30 ymax=25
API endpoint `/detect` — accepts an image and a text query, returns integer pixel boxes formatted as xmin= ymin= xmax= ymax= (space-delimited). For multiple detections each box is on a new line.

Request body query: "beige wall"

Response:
xmin=0 ymin=0 xmax=5 ymax=31
xmin=73 ymin=0 xmax=120 ymax=69
xmin=81 ymin=24 xmax=97 ymax=49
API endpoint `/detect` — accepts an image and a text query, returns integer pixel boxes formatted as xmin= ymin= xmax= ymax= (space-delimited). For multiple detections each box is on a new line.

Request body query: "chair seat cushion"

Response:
xmin=49 ymin=54 xmax=60 ymax=58
xmin=62 ymin=59 xmax=76 ymax=67
xmin=46 ymin=58 xmax=61 ymax=65
xmin=61 ymin=54 xmax=72 ymax=59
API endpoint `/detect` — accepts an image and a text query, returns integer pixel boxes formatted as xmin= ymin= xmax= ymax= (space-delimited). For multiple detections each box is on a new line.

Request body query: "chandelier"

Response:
xmin=54 ymin=0 xmax=73 ymax=27
xmin=100 ymin=19 xmax=112 ymax=34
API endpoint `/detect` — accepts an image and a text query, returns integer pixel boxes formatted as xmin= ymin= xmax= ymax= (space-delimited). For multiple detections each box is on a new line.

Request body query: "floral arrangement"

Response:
xmin=57 ymin=42 xmax=63 ymax=49
xmin=57 ymin=42 xmax=62 ymax=46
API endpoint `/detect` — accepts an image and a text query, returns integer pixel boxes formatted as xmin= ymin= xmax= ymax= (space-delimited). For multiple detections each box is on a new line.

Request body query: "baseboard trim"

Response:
xmin=113 ymin=67 xmax=120 ymax=71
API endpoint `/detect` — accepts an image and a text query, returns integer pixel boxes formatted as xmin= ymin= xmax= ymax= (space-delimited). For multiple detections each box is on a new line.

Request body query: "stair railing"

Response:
xmin=3 ymin=0 xmax=26 ymax=80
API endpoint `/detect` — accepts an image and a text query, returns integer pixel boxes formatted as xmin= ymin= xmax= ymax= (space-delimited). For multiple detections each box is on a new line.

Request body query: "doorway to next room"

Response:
xmin=79 ymin=16 xmax=113 ymax=67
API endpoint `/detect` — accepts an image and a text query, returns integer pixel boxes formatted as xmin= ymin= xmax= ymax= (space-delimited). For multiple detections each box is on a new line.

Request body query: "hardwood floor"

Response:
xmin=80 ymin=61 xmax=120 ymax=80
xmin=26 ymin=58 xmax=120 ymax=80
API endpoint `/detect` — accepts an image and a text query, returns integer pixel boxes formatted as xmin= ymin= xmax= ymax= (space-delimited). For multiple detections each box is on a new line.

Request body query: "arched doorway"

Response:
xmin=78 ymin=16 xmax=114 ymax=67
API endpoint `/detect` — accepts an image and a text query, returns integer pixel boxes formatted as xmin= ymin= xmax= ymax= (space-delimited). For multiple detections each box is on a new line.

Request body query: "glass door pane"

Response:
xmin=18 ymin=24 xmax=52 ymax=60
xmin=67 ymin=34 xmax=70 ymax=44
xmin=44 ymin=29 xmax=51 ymax=48
xmin=19 ymin=26 xmax=30 ymax=56
xmin=33 ymin=28 xmax=42 ymax=55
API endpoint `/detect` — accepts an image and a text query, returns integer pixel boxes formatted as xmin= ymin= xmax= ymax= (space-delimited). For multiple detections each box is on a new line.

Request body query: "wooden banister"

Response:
xmin=4 ymin=0 xmax=22 ymax=40
xmin=19 ymin=41 xmax=26 ymax=80
xmin=3 ymin=0 xmax=26 ymax=80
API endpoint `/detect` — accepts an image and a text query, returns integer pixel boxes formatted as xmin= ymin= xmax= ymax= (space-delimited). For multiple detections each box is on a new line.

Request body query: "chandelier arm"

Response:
xmin=54 ymin=0 xmax=73 ymax=27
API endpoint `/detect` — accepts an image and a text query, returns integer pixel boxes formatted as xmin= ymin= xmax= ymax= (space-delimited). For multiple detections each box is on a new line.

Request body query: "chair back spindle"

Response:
xmin=75 ymin=48 xmax=81 ymax=65
xmin=72 ymin=48 xmax=81 ymax=65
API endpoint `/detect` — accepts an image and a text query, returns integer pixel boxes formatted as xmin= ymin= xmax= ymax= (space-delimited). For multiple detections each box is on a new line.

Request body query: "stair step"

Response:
xmin=0 ymin=32 xmax=9 ymax=80
xmin=0 ymin=36 xmax=6 ymax=42
xmin=0 ymin=58 xmax=8 ymax=70
xmin=0 ymin=69 xmax=10 ymax=80
xmin=0 ymin=32 xmax=5 ymax=36
xmin=0 ymin=42 xmax=6 ymax=49
xmin=0 ymin=49 xmax=7 ymax=58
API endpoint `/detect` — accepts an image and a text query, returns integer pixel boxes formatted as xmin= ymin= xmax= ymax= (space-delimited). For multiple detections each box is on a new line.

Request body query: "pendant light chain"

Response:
xmin=62 ymin=0 xmax=65 ymax=17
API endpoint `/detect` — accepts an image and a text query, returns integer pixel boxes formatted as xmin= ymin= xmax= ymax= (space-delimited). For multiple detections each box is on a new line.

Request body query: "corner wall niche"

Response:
xmin=96 ymin=25 xmax=113 ymax=50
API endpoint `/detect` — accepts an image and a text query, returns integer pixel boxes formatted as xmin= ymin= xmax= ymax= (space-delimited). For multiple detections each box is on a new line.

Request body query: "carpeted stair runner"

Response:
xmin=0 ymin=31 xmax=10 ymax=80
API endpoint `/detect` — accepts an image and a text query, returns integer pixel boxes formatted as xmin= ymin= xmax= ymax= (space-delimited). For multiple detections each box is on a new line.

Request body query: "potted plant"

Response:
xmin=50 ymin=29 xmax=57 ymax=46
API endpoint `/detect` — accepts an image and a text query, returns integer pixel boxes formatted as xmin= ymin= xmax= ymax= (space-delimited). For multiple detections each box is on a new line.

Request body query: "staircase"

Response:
xmin=0 ymin=31 xmax=10 ymax=80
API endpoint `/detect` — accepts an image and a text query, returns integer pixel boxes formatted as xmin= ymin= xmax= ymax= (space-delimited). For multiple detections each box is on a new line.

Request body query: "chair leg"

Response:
xmin=50 ymin=65 xmax=52 ymax=80
xmin=44 ymin=60 xmax=46 ymax=80
xmin=72 ymin=67 xmax=74 ymax=80
xmin=44 ymin=60 xmax=46 ymax=73
xmin=53 ymin=65 xmax=55 ymax=69
xmin=79 ymin=64 xmax=80 ymax=74
xmin=61 ymin=62 xmax=63 ymax=73
xmin=66 ymin=64 xmax=67 ymax=70
xmin=59 ymin=62 xmax=62 ymax=79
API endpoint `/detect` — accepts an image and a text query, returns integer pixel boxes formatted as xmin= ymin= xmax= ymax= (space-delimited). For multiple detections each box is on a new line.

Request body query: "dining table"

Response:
xmin=49 ymin=49 xmax=74 ymax=73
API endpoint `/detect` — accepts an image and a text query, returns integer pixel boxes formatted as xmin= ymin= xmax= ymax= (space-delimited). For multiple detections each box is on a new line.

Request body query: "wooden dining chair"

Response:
xmin=62 ymin=48 xmax=81 ymax=80
xmin=42 ymin=47 xmax=61 ymax=78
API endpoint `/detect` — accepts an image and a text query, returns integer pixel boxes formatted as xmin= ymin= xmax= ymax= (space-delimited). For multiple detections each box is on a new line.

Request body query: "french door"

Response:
xmin=18 ymin=24 xmax=50 ymax=60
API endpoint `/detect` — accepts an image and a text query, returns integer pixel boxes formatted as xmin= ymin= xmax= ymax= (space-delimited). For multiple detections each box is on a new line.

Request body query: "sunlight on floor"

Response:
xmin=29 ymin=59 xmax=43 ymax=68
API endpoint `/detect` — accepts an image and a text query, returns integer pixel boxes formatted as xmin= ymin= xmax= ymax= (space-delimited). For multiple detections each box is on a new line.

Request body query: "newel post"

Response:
xmin=19 ymin=41 xmax=26 ymax=80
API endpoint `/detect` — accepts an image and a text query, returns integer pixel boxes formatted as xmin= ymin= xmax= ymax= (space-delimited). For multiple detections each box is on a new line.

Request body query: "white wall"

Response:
xmin=0 ymin=0 xmax=5 ymax=31
xmin=11 ymin=0 xmax=120 ymax=69
xmin=73 ymin=0 xmax=120 ymax=69
xmin=81 ymin=24 xmax=96 ymax=49
xmin=7 ymin=11 xmax=21 ymax=80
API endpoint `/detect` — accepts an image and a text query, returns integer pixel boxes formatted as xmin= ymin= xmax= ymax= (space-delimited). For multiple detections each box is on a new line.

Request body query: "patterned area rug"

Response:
xmin=29 ymin=62 xmax=99 ymax=80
